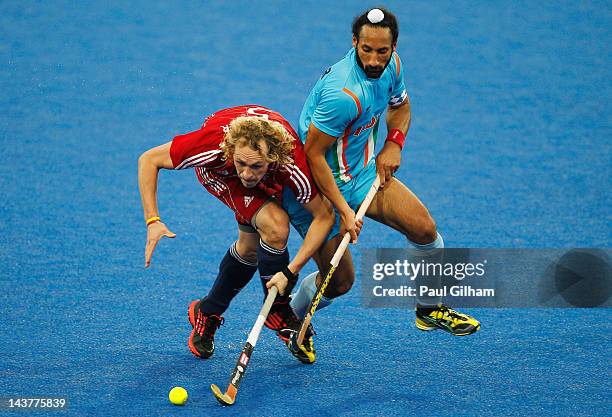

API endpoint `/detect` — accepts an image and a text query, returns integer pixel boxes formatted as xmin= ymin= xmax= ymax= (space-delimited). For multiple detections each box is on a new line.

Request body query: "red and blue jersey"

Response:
xmin=169 ymin=105 xmax=317 ymax=224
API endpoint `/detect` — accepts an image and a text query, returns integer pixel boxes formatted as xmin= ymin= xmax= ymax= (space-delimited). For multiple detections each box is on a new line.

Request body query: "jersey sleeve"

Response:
xmin=282 ymin=142 xmax=318 ymax=205
xmin=169 ymin=128 xmax=223 ymax=170
xmin=311 ymin=87 xmax=359 ymax=138
xmin=388 ymin=53 xmax=408 ymax=107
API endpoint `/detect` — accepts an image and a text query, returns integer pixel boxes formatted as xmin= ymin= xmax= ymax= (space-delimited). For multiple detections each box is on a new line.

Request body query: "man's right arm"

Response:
xmin=304 ymin=123 xmax=362 ymax=243
xmin=138 ymin=141 xmax=176 ymax=267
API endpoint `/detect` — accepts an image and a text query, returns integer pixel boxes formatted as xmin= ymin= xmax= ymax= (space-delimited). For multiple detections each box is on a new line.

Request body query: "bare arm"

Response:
xmin=138 ymin=141 xmax=176 ymax=267
xmin=304 ymin=123 xmax=362 ymax=243
xmin=266 ymin=194 xmax=335 ymax=295
xmin=287 ymin=194 xmax=335 ymax=273
xmin=387 ymin=96 xmax=411 ymax=133
xmin=376 ymin=97 xmax=411 ymax=187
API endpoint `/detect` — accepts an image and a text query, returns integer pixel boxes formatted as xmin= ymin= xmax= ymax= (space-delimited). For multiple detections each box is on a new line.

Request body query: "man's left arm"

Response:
xmin=376 ymin=97 xmax=411 ymax=187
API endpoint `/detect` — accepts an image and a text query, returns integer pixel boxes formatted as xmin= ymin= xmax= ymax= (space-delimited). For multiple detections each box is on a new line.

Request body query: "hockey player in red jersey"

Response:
xmin=138 ymin=105 xmax=338 ymax=364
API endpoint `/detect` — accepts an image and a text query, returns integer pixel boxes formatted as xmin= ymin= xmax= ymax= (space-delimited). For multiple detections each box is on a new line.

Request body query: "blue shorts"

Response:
xmin=282 ymin=160 xmax=377 ymax=239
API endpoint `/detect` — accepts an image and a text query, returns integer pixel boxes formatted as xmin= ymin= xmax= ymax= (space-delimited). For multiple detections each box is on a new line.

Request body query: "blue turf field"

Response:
xmin=1 ymin=1 xmax=610 ymax=416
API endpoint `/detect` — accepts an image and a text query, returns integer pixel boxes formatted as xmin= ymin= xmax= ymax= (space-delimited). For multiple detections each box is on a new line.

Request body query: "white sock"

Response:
xmin=410 ymin=232 xmax=444 ymax=307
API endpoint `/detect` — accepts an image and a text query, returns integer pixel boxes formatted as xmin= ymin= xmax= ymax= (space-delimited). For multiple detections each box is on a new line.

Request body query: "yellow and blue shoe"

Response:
xmin=286 ymin=328 xmax=316 ymax=365
xmin=415 ymin=304 xmax=480 ymax=336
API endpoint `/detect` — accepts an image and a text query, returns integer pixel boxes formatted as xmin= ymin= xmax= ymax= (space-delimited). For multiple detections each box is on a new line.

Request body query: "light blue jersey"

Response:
xmin=285 ymin=48 xmax=408 ymax=240
xmin=298 ymin=48 xmax=408 ymax=184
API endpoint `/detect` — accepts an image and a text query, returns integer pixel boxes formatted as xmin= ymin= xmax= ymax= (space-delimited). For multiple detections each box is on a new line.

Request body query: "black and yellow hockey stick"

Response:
xmin=288 ymin=175 xmax=381 ymax=352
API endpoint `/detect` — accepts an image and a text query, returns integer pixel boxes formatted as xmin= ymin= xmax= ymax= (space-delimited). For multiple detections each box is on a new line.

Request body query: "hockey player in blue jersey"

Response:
xmin=285 ymin=7 xmax=480 ymax=350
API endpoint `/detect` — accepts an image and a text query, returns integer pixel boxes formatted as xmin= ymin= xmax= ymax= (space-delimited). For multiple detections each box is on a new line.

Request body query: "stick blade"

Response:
xmin=210 ymin=383 xmax=235 ymax=406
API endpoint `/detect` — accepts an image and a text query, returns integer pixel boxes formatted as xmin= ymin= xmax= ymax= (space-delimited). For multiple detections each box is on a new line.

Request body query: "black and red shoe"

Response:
xmin=264 ymin=299 xmax=302 ymax=342
xmin=265 ymin=299 xmax=316 ymax=364
xmin=187 ymin=300 xmax=224 ymax=359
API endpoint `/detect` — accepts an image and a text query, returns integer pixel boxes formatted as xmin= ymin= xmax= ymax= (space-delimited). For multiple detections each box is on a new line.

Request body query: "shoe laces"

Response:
xmin=434 ymin=305 xmax=467 ymax=323
xmin=197 ymin=313 xmax=224 ymax=338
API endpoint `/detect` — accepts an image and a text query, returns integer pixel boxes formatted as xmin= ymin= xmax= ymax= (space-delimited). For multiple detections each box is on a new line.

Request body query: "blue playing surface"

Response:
xmin=1 ymin=1 xmax=610 ymax=416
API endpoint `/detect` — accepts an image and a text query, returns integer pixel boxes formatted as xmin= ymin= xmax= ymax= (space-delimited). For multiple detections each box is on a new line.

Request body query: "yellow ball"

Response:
xmin=169 ymin=386 xmax=188 ymax=406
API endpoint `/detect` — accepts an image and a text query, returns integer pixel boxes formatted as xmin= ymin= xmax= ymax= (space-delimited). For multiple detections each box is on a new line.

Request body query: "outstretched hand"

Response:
xmin=145 ymin=221 xmax=176 ymax=267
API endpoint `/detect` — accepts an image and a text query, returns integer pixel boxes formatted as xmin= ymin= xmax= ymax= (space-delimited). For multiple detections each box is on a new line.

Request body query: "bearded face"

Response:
xmin=353 ymin=25 xmax=395 ymax=79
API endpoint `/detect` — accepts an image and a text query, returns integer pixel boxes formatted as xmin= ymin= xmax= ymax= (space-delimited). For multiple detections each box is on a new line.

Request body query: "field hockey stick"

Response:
xmin=210 ymin=286 xmax=279 ymax=406
xmin=288 ymin=174 xmax=381 ymax=351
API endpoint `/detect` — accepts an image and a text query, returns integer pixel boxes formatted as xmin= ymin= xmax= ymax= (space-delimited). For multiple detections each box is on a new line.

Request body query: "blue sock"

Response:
xmin=257 ymin=239 xmax=290 ymax=301
xmin=290 ymin=271 xmax=333 ymax=319
xmin=200 ymin=242 xmax=258 ymax=315
xmin=410 ymin=232 xmax=444 ymax=308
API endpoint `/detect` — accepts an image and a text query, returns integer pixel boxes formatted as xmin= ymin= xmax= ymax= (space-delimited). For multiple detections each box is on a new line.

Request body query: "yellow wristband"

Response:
xmin=146 ymin=216 xmax=161 ymax=226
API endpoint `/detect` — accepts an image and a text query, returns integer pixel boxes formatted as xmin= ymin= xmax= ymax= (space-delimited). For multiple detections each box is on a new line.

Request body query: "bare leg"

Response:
xmin=365 ymin=177 xmax=443 ymax=307
xmin=365 ymin=177 xmax=437 ymax=243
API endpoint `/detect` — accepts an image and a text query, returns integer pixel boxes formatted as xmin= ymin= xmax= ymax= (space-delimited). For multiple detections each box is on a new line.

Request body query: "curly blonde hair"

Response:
xmin=221 ymin=116 xmax=295 ymax=164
